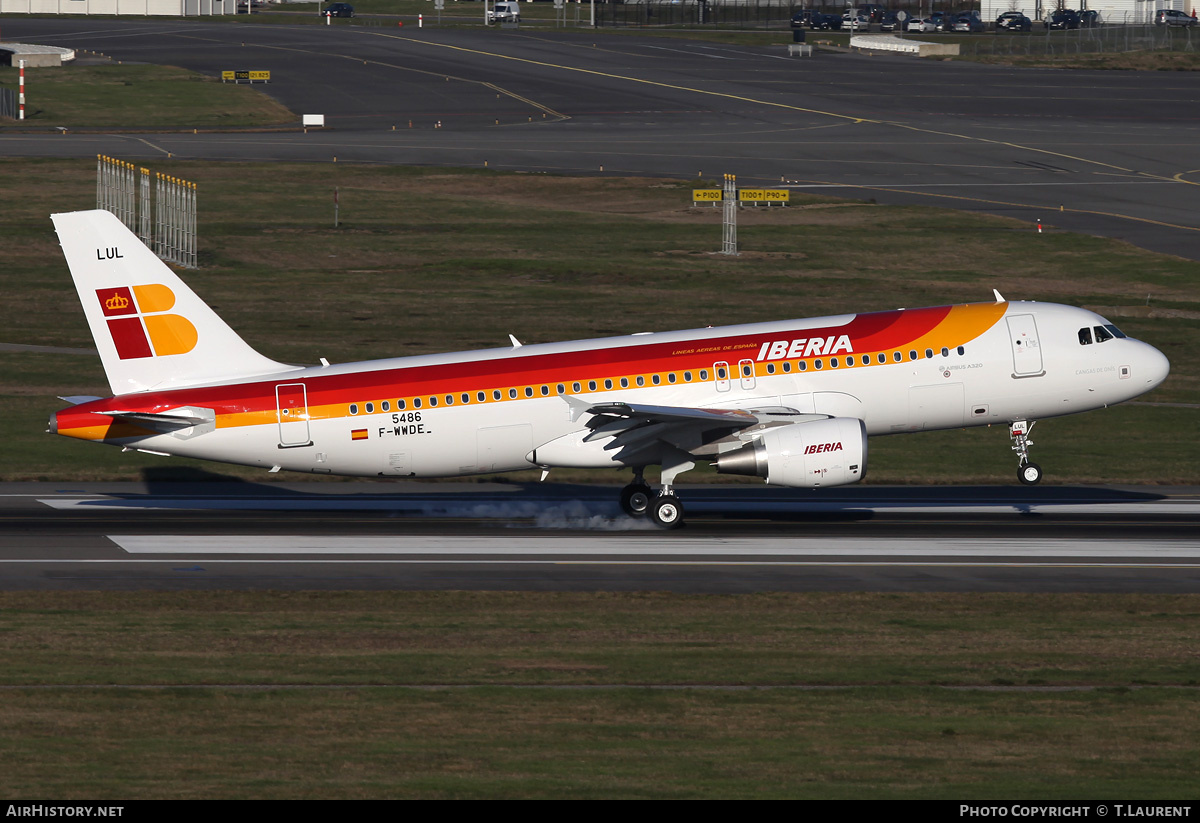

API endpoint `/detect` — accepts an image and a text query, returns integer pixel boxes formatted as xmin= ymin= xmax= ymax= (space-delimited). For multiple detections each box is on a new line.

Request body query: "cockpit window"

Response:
xmin=1078 ymin=327 xmax=1093 ymax=345
xmin=1104 ymin=324 xmax=1127 ymax=339
xmin=1093 ymin=325 xmax=1113 ymax=343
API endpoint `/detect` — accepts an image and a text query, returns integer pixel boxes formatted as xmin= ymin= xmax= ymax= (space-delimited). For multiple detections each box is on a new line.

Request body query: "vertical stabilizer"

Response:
xmin=52 ymin=209 xmax=298 ymax=395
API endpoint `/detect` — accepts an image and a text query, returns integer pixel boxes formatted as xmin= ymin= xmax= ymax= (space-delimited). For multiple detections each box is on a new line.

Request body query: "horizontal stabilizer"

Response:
xmin=95 ymin=406 xmax=216 ymax=433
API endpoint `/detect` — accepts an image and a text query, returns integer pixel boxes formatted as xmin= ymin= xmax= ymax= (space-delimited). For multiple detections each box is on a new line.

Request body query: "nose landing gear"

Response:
xmin=1010 ymin=420 xmax=1043 ymax=485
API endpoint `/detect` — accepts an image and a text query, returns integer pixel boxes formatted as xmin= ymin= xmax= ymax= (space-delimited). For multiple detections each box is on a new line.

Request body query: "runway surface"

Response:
xmin=3 ymin=19 xmax=1200 ymax=259
xmin=3 ymin=481 xmax=1198 ymax=592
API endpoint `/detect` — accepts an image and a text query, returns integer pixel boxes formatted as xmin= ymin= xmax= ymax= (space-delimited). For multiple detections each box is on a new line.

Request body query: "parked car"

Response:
xmin=906 ymin=17 xmax=936 ymax=32
xmin=320 ymin=3 xmax=354 ymax=17
xmin=790 ymin=9 xmax=814 ymax=28
xmin=1155 ymin=9 xmax=1197 ymax=26
xmin=996 ymin=11 xmax=1032 ymax=31
xmin=929 ymin=11 xmax=947 ymax=30
xmin=1078 ymin=9 xmax=1101 ymax=26
xmin=951 ymin=12 xmax=985 ymax=32
xmin=1046 ymin=9 xmax=1080 ymax=29
xmin=852 ymin=4 xmax=887 ymax=22
xmin=842 ymin=12 xmax=871 ymax=30
xmin=878 ymin=10 xmax=899 ymax=31
xmin=488 ymin=0 xmax=520 ymax=22
xmin=809 ymin=12 xmax=844 ymax=30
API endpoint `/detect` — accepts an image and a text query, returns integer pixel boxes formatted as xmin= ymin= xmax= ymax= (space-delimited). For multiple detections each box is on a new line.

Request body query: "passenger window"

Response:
xmin=413 ymin=398 xmax=422 ymax=409
xmin=830 ymin=358 xmax=838 ymax=368
xmin=941 ymin=347 xmax=949 ymax=357
xmin=652 ymin=375 xmax=660 ymax=385
xmin=909 ymin=351 xmax=917 ymax=361
xmin=493 ymin=390 xmax=501 ymax=401
xmin=1079 ymin=327 xmax=1093 ymax=345
xmin=684 ymin=371 xmax=693 ymax=382
xmin=445 ymin=395 xmax=453 ymax=406
xmin=508 ymin=388 xmax=517 ymax=399
xmin=572 ymin=382 xmax=581 ymax=393
xmin=799 ymin=361 xmax=807 ymax=371
xmin=699 ymin=369 xmax=709 ymax=381
xmin=716 ymin=367 xmax=727 ymax=380
xmin=589 ymin=381 xmax=597 ymax=391
xmin=636 ymin=376 xmax=644 ymax=387
xmin=766 ymin=364 xmax=776 ymax=374
xmin=957 ymin=346 xmax=965 ymax=355
xmin=847 ymin=356 xmax=855 ymax=366
xmin=893 ymin=352 xmax=902 ymax=362
xmin=925 ymin=349 xmax=933 ymax=359
xmin=365 ymin=402 xmax=374 ymax=413
xmin=815 ymin=360 xmax=823 ymax=370
xmin=878 ymin=353 xmax=886 ymax=364
xmin=604 ymin=379 xmax=613 ymax=390
xmin=349 ymin=404 xmax=358 ymax=415
xmin=668 ymin=373 xmax=676 ymax=383
xmin=397 ymin=399 xmax=406 ymax=410
xmin=783 ymin=362 xmax=791 ymax=373
xmin=541 ymin=385 xmax=550 ymax=396
xmin=381 ymin=401 xmax=390 ymax=412
xmin=462 ymin=394 xmax=470 ymax=404
xmin=620 ymin=377 xmax=629 ymax=388
xmin=524 ymin=387 xmax=533 ymax=397
xmin=556 ymin=384 xmax=565 ymax=395
xmin=477 ymin=392 xmax=485 ymax=403
xmin=429 ymin=397 xmax=437 ymax=407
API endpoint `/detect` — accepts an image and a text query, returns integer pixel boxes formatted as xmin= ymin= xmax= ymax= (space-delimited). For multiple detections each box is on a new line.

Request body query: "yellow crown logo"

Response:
xmin=105 ymin=292 xmax=130 ymax=311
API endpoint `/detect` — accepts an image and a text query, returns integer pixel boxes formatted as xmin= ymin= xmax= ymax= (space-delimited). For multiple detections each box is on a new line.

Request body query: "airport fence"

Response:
xmin=0 ymin=87 xmax=16 ymax=119
xmin=958 ymin=21 xmax=1194 ymax=57
xmin=595 ymin=0 xmax=802 ymax=30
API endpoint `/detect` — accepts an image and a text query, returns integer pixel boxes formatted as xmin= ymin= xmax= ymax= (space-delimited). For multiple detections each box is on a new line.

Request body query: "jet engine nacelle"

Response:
xmin=715 ymin=417 xmax=867 ymax=488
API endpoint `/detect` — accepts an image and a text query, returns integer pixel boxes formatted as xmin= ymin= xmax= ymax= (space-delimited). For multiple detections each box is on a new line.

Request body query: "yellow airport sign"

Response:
xmin=738 ymin=189 xmax=789 ymax=203
xmin=222 ymin=70 xmax=271 ymax=83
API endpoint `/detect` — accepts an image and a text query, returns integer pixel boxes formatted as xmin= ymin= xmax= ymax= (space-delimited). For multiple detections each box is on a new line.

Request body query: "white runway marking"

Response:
xmin=108 ymin=535 xmax=1200 ymax=558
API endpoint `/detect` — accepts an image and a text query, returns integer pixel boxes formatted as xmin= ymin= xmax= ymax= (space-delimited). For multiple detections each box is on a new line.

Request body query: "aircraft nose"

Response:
xmin=1138 ymin=342 xmax=1170 ymax=391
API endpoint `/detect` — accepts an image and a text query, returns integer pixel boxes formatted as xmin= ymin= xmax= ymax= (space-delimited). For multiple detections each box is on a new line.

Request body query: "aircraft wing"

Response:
xmin=583 ymin=401 xmax=758 ymax=432
xmin=541 ymin=398 xmax=825 ymax=468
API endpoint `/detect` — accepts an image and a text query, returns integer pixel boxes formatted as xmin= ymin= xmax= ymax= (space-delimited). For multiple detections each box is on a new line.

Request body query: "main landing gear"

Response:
xmin=1010 ymin=420 xmax=1043 ymax=485
xmin=618 ymin=462 xmax=692 ymax=529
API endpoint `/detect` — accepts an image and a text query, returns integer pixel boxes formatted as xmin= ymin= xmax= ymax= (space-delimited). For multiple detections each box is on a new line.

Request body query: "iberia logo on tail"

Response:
xmin=96 ymin=284 xmax=198 ymax=359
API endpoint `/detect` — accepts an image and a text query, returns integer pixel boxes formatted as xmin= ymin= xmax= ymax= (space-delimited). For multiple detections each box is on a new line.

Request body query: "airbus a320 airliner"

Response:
xmin=48 ymin=210 xmax=1170 ymax=528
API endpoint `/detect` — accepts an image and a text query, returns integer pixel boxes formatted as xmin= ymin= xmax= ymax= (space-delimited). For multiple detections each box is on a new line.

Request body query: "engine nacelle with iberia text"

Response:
xmin=715 ymin=417 xmax=867 ymax=488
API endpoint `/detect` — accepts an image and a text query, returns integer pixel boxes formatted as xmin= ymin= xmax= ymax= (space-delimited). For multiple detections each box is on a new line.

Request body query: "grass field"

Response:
xmin=0 ymin=157 xmax=1195 ymax=484
xmin=0 ymin=65 xmax=296 ymax=129
xmin=1 ymin=591 xmax=1199 ymax=799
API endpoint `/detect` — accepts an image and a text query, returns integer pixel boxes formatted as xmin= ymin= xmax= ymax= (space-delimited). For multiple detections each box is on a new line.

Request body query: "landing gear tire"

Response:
xmin=619 ymin=483 xmax=654 ymax=518
xmin=649 ymin=495 xmax=685 ymax=530
xmin=1018 ymin=462 xmax=1043 ymax=486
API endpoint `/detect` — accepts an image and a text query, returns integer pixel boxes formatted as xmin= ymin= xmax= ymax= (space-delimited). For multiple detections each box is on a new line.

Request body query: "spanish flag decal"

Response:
xmin=351 ymin=429 xmax=368 ymax=441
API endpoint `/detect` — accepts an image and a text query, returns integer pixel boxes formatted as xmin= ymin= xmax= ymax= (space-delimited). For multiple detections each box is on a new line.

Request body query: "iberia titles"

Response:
xmin=756 ymin=335 xmax=853 ymax=361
